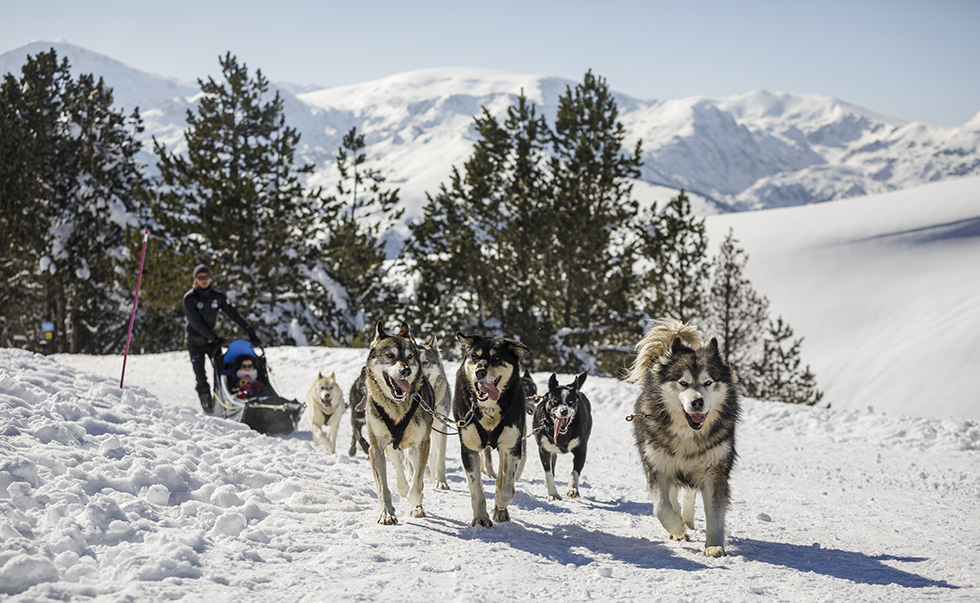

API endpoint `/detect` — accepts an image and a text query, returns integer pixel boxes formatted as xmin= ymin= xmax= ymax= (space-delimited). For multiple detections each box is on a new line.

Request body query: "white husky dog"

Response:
xmin=307 ymin=372 xmax=346 ymax=452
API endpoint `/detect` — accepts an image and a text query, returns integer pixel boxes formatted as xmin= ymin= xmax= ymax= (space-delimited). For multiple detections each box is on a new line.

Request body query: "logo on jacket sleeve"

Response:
xmin=197 ymin=302 xmax=204 ymax=309
xmin=211 ymin=300 xmax=219 ymax=309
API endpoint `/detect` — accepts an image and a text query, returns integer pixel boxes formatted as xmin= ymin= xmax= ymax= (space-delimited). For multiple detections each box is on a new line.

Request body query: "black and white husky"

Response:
xmin=532 ymin=372 xmax=592 ymax=501
xmin=363 ymin=321 xmax=435 ymax=525
xmin=628 ymin=318 xmax=741 ymax=557
xmin=453 ymin=332 xmax=529 ymax=527
xmin=417 ymin=336 xmax=451 ymax=490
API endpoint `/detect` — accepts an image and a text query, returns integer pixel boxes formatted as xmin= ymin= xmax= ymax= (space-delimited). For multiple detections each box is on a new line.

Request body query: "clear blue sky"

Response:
xmin=2 ymin=0 xmax=978 ymax=125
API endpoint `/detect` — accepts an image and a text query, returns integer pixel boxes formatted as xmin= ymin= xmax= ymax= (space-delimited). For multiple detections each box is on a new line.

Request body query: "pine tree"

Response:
xmin=154 ymin=53 xmax=321 ymax=345
xmin=412 ymin=75 xmax=643 ymax=372
xmin=548 ymin=70 xmax=644 ymax=370
xmin=0 ymin=52 xmax=67 ymax=348
xmin=1 ymin=49 xmax=150 ymax=353
xmin=313 ymin=126 xmax=404 ymax=344
xmin=639 ymin=190 xmax=711 ymax=324
xmin=704 ymin=228 xmax=770 ymax=389
xmin=749 ymin=316 xmax=824 ymax=406
xmin=411 ymin=92 xmax=554 ymax=360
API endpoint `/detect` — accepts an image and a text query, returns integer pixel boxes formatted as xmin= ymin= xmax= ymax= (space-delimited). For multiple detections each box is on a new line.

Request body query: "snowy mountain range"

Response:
xmin=4 ymin=40 xmax=979 ymax=219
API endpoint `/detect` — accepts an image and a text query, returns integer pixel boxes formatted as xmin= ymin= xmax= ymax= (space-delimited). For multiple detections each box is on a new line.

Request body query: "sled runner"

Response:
xmin=211 ymin=339 xmax=304 ymax=435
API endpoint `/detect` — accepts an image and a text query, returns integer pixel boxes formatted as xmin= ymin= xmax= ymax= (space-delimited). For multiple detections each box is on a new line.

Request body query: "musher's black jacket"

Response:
xmin=182 ymin=286 xmax=255 ymax=346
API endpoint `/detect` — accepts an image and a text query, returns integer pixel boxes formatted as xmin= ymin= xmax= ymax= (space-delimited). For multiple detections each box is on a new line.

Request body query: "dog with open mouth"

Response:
xmin=363 ymin=321 xmax=435 ymax=525
xmin=307 ymin=371 xmax=346 ymax=452
xmin=627 ymin=318 xmax=741 ymax=557
xmin=532 ymin=372 xmax=592 ymax=501
xmin=453 ymin=331 xmax=529 ymax=527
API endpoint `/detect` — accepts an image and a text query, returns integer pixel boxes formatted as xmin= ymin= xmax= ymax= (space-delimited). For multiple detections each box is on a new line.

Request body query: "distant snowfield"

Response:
xmin=706 ymin=175 xmax=980 ymax=420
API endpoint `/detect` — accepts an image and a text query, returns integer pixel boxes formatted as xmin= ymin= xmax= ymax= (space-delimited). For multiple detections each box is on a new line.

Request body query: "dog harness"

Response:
xmin=371 ymin=392 xmax=422 ymax=450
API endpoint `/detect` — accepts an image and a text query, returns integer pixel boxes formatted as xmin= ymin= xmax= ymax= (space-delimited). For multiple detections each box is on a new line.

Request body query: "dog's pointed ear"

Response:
xmin=397 ymin=321 xmax=411 ymax=339
xmin=374 ymin=320 xmax=388 ymax=343
xmin=549 ymin=373 xmax=559 ymax=390
xmin=317 ymin=371 xmax=323 ymax=379
xmin=704 ymin=337 xmax=724 ymax=361
xmin=670 ymin=336 xmax=693 ymax=356
xmin=427 ymin=334 xmax=437 ymax=348
xmin=329 ymin=372 xmax=335 ymax=379
xmin=456 ymin=331 xmax=474 ymax=349
xmin=507 ymin=339 xmax=530 ymax=359
xmin=574 ymin=371 xmax=588 ymax=390
xmin=523 ymin=368 xmax=532 ymax=378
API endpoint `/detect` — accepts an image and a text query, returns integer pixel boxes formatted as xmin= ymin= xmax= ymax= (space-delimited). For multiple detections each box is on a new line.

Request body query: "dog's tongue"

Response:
xmin=392 ymin=379 xmax=410 ymax=398
xmin=355 ymin=396 xmax=367 ymax=413
xmin=553 ymin=417 xmax=570 ymax=442
xmin=688 ymin=412 xmax=706 ymax=426
xmin=478 ymin=381 xmax=499 ymax=401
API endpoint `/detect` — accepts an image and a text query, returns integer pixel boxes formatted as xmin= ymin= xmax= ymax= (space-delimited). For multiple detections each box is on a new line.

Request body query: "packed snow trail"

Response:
xmin=0 ymin=347 xmax=976 ymax=601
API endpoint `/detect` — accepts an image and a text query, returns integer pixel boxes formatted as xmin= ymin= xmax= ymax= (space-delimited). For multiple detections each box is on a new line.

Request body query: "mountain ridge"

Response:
xmin=3 ymin=40 xmax=978 ymax=218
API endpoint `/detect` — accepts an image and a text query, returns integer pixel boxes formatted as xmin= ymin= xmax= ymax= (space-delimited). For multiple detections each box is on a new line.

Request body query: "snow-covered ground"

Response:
xmin=3 ymin=176 xmax=979 ymax=601
xmin=0 ymin=340 xmax=976 ymax=601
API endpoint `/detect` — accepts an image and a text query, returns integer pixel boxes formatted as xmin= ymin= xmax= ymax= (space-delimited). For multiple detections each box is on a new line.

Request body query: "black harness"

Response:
xmin=371 ymin=394 xmax=420 ymax=450
xmin=466 ymin=391 xmax=523 ymax=451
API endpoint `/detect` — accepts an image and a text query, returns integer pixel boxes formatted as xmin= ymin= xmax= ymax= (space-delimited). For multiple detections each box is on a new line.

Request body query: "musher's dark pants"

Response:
xmin=188 ymin=341 xmax=220 ymax=396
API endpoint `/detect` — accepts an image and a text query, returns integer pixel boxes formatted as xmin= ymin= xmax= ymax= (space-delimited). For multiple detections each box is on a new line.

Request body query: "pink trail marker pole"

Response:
xmin=120 ymin=228 xmax=150 ymax=388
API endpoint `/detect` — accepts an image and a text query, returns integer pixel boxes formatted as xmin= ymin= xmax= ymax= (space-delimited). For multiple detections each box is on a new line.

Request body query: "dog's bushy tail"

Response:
xmin=626 ymin=318 xmax=703 ymax=384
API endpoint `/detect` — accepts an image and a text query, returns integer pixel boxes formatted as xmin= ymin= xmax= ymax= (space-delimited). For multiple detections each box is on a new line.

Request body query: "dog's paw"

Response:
xmin=704 ymin=546 xmax=726 ymax=558
xmin=668 ymin=532 xmax=690 ymax=542
xmin=471 ymin=517 xmax=493 ymax=528
xmin=378 ymin=511 xmax=398 ymax=525
xmin=547 ymin=493 xmax=562 ymax=502
xmin=492 ymin=507 xmax=510 ymax=523
xmin=410 ymin=505 xmax=426 ymax=518
xmin=434 ymin=481 xmax=450 ymax=491
xmin=566 ymin=487 xmax=580 ymax=499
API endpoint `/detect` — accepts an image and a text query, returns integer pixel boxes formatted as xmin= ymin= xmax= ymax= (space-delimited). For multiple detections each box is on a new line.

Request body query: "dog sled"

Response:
xmin=211 ymin=339 xmax=304 ymax=435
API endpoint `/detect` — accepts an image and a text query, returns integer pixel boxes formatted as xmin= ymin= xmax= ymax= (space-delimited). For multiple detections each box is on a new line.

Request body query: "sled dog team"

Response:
xmin=305 ymin=318 xmax=739 ymax=557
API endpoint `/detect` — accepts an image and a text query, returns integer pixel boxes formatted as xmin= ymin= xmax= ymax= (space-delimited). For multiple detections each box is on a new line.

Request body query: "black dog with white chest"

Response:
xmin=532 ymin=372 xmax=592 ymax=501
xmin=453 ymin=332 xmax=529 ymax=527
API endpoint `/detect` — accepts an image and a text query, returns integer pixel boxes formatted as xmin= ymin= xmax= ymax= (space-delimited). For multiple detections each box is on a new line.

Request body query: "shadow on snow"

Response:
xmin=733 ymin=538 xmax=959 ymax=589
xmin=419 ymin=517 xmax=709 ymax=571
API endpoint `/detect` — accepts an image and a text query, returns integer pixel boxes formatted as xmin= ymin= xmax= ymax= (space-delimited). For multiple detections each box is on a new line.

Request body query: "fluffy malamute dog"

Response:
xmin=363 ymin=321 xmax=435 ymax=525
xmin=307 ymin=371 xmax=346 ymax=452
xmin=628 ymin=318 xmax=740 ymax=557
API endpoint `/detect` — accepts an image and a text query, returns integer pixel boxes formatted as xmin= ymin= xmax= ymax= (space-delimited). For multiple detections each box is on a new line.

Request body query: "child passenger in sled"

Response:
xmin=233 ymin=356 xmax=268 ymax=399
